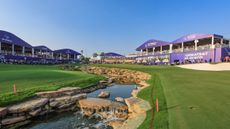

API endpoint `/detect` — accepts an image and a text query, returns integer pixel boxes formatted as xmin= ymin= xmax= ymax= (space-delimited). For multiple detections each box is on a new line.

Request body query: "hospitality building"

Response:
xmin=136 ymin=34 xmax=230 ymax=65
xmin=0 ymin=30 xmax=81 ymax=64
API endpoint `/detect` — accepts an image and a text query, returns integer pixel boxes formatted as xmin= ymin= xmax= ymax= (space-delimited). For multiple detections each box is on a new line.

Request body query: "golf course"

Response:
xmin=92 ymin=64 xmax=230 ymax=129
xmin=0 ymin=64 xmax=103 ymax=106
xmin=1 ymin=63 xmax=230 ymax=129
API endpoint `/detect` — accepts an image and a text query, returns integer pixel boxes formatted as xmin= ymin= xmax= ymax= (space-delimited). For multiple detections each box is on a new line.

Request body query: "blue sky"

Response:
xmin=0 ymin=0 xmax=230 ymax=56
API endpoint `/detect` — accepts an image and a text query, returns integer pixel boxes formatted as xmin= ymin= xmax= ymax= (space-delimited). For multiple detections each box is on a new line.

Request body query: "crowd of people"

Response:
xmin=0 ymin=54 xmax=77 ymax=65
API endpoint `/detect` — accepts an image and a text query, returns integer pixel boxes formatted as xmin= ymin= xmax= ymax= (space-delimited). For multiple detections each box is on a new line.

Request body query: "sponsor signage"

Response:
xmin=145 ymin=42 xmax=157 ymax=47
xmin=184 ymin=52 xmax=209 ymax=60
xmin=170 ymin=50 xmax=212 ymax=63
xmin=1 ymin=34 xmax=13 ymax=43
xmin=185 ymin=34 xmax=197 ymax=40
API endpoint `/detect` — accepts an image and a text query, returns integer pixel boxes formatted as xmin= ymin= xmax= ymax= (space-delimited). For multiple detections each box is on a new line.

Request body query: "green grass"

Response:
xmin=0 ymin=64 xmax=103 ymax=106
xmin=92 ymin=64 xmax=230 ymax=129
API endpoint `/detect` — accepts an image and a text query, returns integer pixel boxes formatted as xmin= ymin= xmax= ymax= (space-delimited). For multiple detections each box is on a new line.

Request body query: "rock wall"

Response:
xmin=0 ymin=83 xmax=109 ymax=128
xmin=81 ymin=66 xmax=152 ymax=129
xmin=79 ymin=98 xmax=128 ymax=119
xmin=0 ymin=66 xmax=151 ymax=129
xmin=81 ymin=66 xmax=150 ymax=85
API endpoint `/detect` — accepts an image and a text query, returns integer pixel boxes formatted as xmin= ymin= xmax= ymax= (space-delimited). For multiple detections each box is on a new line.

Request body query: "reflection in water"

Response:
xmin=23 ymin=84 xmax=136 ymax=129
xmin=88 ymin=84 xmax=136 ymax=100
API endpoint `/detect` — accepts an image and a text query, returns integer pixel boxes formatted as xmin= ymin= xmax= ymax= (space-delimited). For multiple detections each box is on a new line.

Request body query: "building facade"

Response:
xmin=0 ymin=30 xmax=81 ymax=64
xmin=136 ymin=34 xmax=230 ymax=65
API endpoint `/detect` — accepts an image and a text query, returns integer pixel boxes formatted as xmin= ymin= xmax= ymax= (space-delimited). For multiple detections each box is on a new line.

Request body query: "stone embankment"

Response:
xmin=0 ymin=66 xmax=151 ymax=129
xmin=81 ymin=66 xmax=150 ymax=84
xmin=0 ymin=82 xmax=109 ymax=128
xmin=81 ymin=66 xmax=152 ymax=129
xmin=79 ymin=98 xmax=128 ymax=119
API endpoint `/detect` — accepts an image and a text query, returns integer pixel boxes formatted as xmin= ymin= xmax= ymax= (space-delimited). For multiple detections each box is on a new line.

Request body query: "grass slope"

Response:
xmin=0 ymin=64 xmax=103 ymax=106
xmin=92 ymin=64 xmax=230 ymax=129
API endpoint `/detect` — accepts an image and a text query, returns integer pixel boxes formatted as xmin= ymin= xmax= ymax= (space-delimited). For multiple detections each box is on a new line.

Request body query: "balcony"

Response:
xmin=184 ymin=47 xmax=195 ymax=52
xmin=197 ymin=44 xmax=211 ymax=50
xmin=219 ymin=44 xmax=229 ymax=48
xmin=154 ymin=51 xmax=161 ymax=55
xmin=172 ymin=48 xmax=182 ymax=53
xmin=162 ymin=50 xmax=169 ymax=54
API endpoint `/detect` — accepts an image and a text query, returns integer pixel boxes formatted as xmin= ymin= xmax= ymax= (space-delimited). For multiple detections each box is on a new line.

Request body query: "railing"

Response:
xmin=162 ymin=50 xmax=169 ymax=54
xmin=183 ymin=47 xmax=195 ymax=52
xmin=154 ymin=51 xmax=161 ymax=54
xmin=136 ymin=44 xmax=230 ymax=57
xmin=0 ymin=51 xmax=13 ymax=55
xmin=172 ymin=48 xmax=182 ymax=53
xmin=220 ymin=44 xmax=229 ymax=48
xmin=197 ymin=45 xmax=211 ymax=50
xmin=145 ymin=52 xmax=153 ymax=55
xmin=0 ymin=51 xmax=33 ymax=57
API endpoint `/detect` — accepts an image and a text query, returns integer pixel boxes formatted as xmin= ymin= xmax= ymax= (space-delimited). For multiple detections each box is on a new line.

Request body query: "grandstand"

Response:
xmin=90 ymin=52 xmax=136 ymax=64
xmin=53 ymin=49 xmax=81 ymax=63
xmin=136 ymin=33 xmax=230 ymax=65
xmin=0 ymin=30 xmax=81 ymax=64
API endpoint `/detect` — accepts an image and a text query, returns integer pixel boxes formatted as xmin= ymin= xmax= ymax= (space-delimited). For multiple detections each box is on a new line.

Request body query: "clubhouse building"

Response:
xmin=0 ymin=30 xmax=81 ymax=64
xmin=136 ymin=34 xmax=230 ymax=65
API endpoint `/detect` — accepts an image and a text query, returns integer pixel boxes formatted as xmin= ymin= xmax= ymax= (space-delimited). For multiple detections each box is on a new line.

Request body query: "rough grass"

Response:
xmin=0 ymin=64 xmax=103 ymax=106
xmin=92 ymin=64 xmax=230 ymax=129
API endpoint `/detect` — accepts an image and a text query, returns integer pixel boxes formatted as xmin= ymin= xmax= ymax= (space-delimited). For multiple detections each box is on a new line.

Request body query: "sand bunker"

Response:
xmin=178 ymin=63 xmax=230 ymax=71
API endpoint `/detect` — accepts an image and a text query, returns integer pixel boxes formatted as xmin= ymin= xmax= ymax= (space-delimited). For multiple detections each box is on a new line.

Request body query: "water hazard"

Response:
xmin=22 ymin=84 xmax=136 ymax=129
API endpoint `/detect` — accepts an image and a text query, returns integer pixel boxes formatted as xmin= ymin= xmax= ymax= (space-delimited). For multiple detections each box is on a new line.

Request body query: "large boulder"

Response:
xmin=52 ymin=96 xmax=71 ymax=108
xmin=8 ymin=98 xmax=48 ymax=114
xmin=98 ymin=91 xmax=110 ymax=98
xmin=125 ymin=97 xmax=151 ymax=114
xmin=36 ymin=90 xmax=64 ymax=98
xmin=54 ymin=96 xmax=71 ymax=103
xmin=99 ymin=80 xmax=108 ymax=84
xmin=79 ymin=98 xmax=128 ymax=119
xmin=79 ymin=98 xmax=128 ymax=112
xmin=29 ymin=108 xmax=42 ymax=117
xmin=58 ymin=87 xmax=81 ymax=95
xmin=1 ymin=116 xmax=26 ymax=125
xmin=36 ymin=87 xmax=81 ymax=98
xmin=71 ymin=93 xmax=87 ymax=101
xmin=115 ymin=97 xmax=125 ymax=103
xmin=108 ymin=78 xmax=115 ymax=84
xmin=0 ymin=107 xmax=8 ymax=118
xmin=49 ymin=101 xmax=59 ymax=107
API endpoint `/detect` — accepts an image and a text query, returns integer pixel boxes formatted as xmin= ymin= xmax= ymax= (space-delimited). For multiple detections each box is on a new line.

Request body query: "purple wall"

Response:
xmin=170 ymin=48 xmax=230 ymax=63
xmin=214 ymin=48 xmax=222 ymax=62
xmin=170 ymin=50 xmax=213 ymax=63
xmin=221 ymin=47 xmax=230 ymax=58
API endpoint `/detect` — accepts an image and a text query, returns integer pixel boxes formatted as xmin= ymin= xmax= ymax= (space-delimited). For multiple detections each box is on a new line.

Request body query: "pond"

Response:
xmin=22 ymin=84 xmax=136 ymax=129
xmin=87 ymin=84 xmax=137 ymax=101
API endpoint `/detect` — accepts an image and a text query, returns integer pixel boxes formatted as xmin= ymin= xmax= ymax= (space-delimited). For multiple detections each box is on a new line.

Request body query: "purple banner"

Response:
xmin=170 ymin=50 xmax=213 ymax=63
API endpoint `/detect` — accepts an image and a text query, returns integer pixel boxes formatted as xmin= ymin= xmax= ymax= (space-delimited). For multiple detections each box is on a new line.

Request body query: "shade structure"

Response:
xmin=0 ymin=30 xmax=32 ymax=48
xmin=53 ymin=49 xmax=81 ymax=55
xmin=103 ymin=52 xmax=124 ymax=57
xmin=136 ymin=39 xmax=170 ymax=51
xmin=33 ymin=45 xmax=53 ymax=52
xmin=171 ymin=33 xmax=224 ymax=44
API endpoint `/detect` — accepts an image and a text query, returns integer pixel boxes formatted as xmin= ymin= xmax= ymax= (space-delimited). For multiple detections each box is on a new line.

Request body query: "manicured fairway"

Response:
xmin=93 ymin=64 xmax=230 ymax=129
xmin=0 ymin=64 xmax=103 ymax=106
